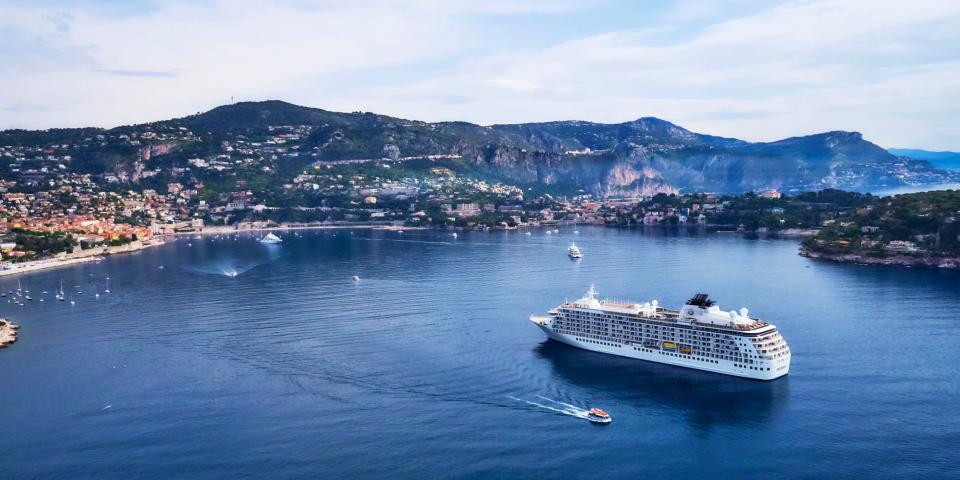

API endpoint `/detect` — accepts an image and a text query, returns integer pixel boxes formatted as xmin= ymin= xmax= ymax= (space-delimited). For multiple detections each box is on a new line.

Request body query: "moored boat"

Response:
xmin=260 ymin=233 xmax=282 ymax=244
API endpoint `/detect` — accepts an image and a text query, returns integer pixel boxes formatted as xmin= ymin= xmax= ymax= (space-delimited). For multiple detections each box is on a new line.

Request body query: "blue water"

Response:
xmin=0 ymin=227 xmax=958 ymax=479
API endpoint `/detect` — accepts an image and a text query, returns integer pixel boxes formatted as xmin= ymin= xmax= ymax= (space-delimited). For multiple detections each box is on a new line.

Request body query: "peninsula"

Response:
xmin=800 ymin=190 xmax=960 ymax=268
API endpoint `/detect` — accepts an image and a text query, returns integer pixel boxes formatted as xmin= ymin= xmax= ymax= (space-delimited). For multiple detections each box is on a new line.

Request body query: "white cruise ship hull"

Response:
xmin=534 ymin=323 xmax=790 ymax=381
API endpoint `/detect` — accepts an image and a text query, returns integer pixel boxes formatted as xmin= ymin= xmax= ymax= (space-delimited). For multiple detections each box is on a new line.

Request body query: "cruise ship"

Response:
xmin=529 ymin=285 xmax=790 ymax=380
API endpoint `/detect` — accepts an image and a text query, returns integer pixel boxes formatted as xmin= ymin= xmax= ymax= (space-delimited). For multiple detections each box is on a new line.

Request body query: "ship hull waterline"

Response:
xmin=534 ymin=323 xmax=790 ymax=381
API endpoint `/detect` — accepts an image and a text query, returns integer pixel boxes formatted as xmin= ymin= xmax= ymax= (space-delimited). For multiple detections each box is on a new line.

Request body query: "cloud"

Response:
xmin=94 ymin=69 xmax=179 ymax=78
xmin=351 ymin=0 xmax=960 ymax=149
xmin=4 ymin=103 xmax=55 ymax=113
xmin=0 ymin=0 xmax=958 ymax=149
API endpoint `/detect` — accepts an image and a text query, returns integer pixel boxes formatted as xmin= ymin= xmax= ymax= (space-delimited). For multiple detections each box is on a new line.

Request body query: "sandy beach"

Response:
xmin=0 ymin=240 xmax=165 ymax=278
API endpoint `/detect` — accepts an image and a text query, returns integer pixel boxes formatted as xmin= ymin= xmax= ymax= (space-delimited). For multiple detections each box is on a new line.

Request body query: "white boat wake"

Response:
xmin=508 ymin=395 xmax=592 ymax=420
xmin=183 ymin=260 xmax=267 ymax=277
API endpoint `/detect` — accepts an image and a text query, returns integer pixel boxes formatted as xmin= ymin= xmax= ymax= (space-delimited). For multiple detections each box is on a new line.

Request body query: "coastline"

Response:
xmin=0 ymin=239 xmax=165 ymax=278
xmin=800 ymin=248 xmax=960 ymax=269
xmin=172 ymin=222 xmax=429 ymax=236
xmin=0 ymin=320 xmax=19 ymax=348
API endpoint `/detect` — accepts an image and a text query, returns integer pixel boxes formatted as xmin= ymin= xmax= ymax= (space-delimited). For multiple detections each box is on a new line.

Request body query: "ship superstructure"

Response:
xmin=529 ymin=285 xmax=791 ymax=380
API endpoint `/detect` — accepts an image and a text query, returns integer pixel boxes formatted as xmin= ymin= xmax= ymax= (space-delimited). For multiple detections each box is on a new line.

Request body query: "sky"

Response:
xmin=1 ymin=0 xmax=959 ymax=150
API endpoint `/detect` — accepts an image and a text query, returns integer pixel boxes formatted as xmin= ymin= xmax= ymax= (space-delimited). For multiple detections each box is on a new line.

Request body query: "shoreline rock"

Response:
xmin=800 ymin=248 xmax=960 ymax=269
xmin=0 ymin=320 xmax=19 ymax=348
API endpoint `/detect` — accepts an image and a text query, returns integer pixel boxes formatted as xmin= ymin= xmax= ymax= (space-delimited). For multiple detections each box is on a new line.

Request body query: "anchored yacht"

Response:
xmin=568 ymin=243 xmax=582 ymax=258
xmin=529 ymin=285 xmax=791 ymax=380
xmin=260 ymin=233 xmax=282 ymax=244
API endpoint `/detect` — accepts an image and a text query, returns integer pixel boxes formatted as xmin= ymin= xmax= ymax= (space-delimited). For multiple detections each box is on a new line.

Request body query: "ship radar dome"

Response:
xmin=651 ymin=299 xmax=658 ymax=307
xmin=739 ymin=307 xmax=749 ymax=317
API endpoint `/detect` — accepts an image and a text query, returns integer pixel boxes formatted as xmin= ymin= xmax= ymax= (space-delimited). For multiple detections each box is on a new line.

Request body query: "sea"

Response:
xmin=0 ymin=227 xmax=958 ymax=479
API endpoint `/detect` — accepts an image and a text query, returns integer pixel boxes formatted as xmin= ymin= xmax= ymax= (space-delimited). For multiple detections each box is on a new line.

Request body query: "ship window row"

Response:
xmin=562 ymin=311 xmax=771 ymax=339
xmin=736 ymin=364 xmax=771 ymax=371
xmin=577 ymin=337 xmax=619 ymax=348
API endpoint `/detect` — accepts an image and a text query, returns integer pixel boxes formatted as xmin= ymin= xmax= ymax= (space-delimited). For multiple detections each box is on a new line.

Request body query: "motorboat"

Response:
xmin=568 ymin=243 xmax=583 ymax=259
xmin=587 ymin=408 xmax=611 ymax=424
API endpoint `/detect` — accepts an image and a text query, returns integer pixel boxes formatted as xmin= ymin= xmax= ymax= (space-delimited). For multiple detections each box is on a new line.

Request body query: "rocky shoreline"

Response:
xmin=800 ymin=248 xmax=960 ymax=269
xmin=0 ymin=319 xmax=20 ymax=348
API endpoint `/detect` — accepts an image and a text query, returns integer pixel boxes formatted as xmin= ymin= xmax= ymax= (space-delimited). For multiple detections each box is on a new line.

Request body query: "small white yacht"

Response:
xmin=260 ymin=233 xmax=282 ymax=244
xmin=568 ymin=243 xmax=583 ymax=258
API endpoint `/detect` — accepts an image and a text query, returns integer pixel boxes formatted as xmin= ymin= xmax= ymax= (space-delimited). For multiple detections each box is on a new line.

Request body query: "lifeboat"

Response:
xmin=662 ymin=341 xmax=677 ymax=351
xmin=587 ymin=408 xmax=611 ymax=424
xmin=679 ymin=345 xmax=692 ymax=354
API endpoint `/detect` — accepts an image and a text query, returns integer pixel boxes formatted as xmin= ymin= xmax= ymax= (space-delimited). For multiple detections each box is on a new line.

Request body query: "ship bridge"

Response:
xmin=681 ymin=293 xmax=769 ymax=330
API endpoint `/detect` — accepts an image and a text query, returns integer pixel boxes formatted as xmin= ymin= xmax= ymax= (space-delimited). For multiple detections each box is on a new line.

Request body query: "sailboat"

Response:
xmin=105 ymin=277 xmax=111 ymax=294
xmin=57 ymin=280 xmax=65 ymax=301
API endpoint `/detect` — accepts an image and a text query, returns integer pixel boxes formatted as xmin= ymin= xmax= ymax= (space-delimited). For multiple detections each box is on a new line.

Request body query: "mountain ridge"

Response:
xmin=2 ymin=100 xmax=956 ymax=195
xmin=888 ymin=148 xmax=960 ymax=172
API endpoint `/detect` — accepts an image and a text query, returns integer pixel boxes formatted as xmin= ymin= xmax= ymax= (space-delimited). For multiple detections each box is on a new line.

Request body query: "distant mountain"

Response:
xmin=2 ymin=100 xmax=957 ymax=196
xmin=888 ymin=148 xmax=960 ymax=171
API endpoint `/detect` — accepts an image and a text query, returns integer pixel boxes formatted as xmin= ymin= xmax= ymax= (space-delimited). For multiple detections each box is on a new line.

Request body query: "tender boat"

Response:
xmin=568 ymin=243 xmax=583 ymax=259
xmin=260 ymin=233 xmax=282 ymax=244
xmin=587 ymin=408 xmax=611 ymax=424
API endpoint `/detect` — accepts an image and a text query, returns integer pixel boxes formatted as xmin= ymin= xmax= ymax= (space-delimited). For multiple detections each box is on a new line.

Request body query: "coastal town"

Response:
xmin=3 ymin=117 xmax=959 ymax=274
